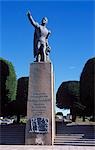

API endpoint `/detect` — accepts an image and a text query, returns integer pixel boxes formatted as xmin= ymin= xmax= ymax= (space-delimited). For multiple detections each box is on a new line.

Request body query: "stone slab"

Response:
xmin=25 ymin=62 xmax=55 ymax=145
xmin=0 ymin=145 xmax=95 ymax=150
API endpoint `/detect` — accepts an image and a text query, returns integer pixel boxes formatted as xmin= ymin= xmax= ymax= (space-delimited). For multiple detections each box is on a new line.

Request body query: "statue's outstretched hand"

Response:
xmin=48 ymin=30 xmax=51 ymax=34
xmin=27 ymin=11 xmax=31 ymax=17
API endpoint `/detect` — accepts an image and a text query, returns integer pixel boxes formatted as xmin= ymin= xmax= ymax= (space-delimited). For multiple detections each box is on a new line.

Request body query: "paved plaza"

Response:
xmin=0 ymin=145 xmax=95 ymax=150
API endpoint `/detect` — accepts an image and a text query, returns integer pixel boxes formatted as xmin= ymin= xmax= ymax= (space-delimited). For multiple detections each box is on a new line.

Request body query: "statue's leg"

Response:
xmin=36 ymin=56 xmax=38 ymax=62
xmin=40 ymin=51 xmax=43 ymax=61
xmin=37 ymin=42 xmax=41 ymax=62
xmin=43 ymin=44 xmax=46 ymax=62
xmin=40 ymin=44 xmax=44 ymax=61
xmin=38 ymin=54 xmax=41 ymax=62
xmin=38 ymin=43 xmax=46 ymax=62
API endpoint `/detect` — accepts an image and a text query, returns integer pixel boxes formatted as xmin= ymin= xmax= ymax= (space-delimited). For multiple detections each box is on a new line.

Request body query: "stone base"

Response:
xmin=25 ymin=62 xmax=54 ymax=145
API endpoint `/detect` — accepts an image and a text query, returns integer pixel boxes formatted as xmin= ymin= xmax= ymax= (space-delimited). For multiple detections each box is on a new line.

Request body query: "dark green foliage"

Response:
xmin=6 ymin=63 xmax=17 ymax=101
xmin=4 ymin=77 xmax=29 ymax=121
xmin=0 ymin=57 xmax=17 ymax=101
xmin=56 ymin=112 xmax=63 ymax=116
xmin=5 ymin=100 xmax=17 ymax=116
xmin=56 ymin=81 xmax=80 ymax=109
xmin=80 ymin=57 xmax=95 ymax=120
xmin=56 ymin=81 xmax=84 ymax=121
xmin=0 ymin=57 xmax=17 ymax=116
xmin=16 ymin=77 xmax=29 ymax=122
xmin=0 ymin=58 xmax=9 ymax=115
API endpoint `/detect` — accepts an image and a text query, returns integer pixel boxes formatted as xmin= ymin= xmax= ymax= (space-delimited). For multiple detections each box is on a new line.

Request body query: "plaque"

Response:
xmin=29 ymin=117 xmax=49 ymax=133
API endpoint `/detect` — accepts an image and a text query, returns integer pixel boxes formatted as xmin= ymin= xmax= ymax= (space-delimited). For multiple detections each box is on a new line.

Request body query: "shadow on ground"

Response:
xmin=56 ymin=122 xmax=95 ymax=139
xmin=0 ymin=122 xmax=95 ymax=144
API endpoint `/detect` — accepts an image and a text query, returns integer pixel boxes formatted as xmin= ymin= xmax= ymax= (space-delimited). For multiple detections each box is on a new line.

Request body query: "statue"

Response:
xmin=27 ymin=11 xmax=51 ymax=62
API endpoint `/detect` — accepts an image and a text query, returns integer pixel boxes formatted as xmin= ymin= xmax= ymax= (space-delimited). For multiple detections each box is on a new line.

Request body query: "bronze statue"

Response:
xmin=27 ymin=11 xmax=51 ymax=62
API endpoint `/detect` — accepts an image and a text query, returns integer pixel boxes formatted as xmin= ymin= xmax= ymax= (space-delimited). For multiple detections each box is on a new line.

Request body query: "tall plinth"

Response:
xmin=25 ymin=62 xmax=55 ymax=145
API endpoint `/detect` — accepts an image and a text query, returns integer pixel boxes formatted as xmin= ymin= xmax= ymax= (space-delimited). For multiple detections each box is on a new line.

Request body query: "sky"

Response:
xmin=0 ymin=0 xmax=94 ymax=114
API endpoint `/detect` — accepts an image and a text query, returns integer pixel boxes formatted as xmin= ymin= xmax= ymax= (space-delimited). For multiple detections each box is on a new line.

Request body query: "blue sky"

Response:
xmin=1 ymin=0 xmax=94 ymax=93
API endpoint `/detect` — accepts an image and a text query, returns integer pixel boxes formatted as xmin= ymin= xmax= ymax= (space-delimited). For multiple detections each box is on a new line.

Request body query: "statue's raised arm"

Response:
xmin=27 ymin=11 xmax=39 ymax=28
xmin=27 ymin=11 xmax=51 ymax=62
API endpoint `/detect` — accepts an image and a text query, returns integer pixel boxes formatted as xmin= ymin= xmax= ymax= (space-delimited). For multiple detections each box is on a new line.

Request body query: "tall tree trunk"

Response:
xmin=71 ymin=107 xmax=76 ymax=122
xmin=17 ymin=113 xmax=20 ymax=123
xmin=82 ymin=110 xmax=85 ymax=122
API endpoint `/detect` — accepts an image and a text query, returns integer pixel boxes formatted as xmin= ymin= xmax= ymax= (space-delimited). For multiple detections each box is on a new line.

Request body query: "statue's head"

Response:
xmin=41 ymin=17 xmax=48 ymax=25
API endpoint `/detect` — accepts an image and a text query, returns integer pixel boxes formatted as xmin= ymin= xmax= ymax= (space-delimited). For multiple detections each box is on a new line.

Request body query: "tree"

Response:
xmin=56 ymin=112 xmax=63 ymax=116
xmin=16 ymin=77 xmax=29 ymax=123
xmin=80 ymin=57 xmax=95 ymax=121
xmin=56 ymin=81 xmax=80 ymax=108
xmin=0 ymin=57 xmax=17 ymax=116
xmin=56 ymin=81 xmax=83 ymax=121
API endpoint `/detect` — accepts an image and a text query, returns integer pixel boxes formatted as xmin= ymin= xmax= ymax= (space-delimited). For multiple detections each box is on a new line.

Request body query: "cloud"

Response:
xmin=69 ymin=66 xmax=76 ymax=70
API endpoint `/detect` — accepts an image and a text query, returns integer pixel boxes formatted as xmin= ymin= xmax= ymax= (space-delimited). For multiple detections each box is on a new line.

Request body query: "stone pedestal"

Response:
xmin=25 ymin=62 xmax=55 ymax=145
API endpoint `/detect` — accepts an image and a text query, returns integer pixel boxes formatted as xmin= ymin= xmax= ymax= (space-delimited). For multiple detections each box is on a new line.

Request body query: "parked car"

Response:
xmin=0 ymin=118 xmax=14 ymax=125
xmin=63 ymin=118 xmax=72 ymax=123
xmin=55 ymin=115 xmax=63 ymax=122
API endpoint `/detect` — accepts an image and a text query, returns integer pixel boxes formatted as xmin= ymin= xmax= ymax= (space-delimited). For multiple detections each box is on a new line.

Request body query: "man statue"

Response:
xmin=27 ymin=11 xmax=51 ymax=62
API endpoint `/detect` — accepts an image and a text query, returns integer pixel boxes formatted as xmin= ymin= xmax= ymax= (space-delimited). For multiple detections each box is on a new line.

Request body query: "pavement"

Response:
xmin=0 ymin=145 xmax=95 ymax=150
xmin=56 ymin=122 xmax=95 ymax=139
xmin=0 ymin=122 xmax=95 ymax=148
xmin=67 ymin=121 xmax=95 ymax=126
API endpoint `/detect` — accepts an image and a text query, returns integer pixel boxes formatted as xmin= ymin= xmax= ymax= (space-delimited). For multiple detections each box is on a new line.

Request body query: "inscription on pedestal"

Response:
xmin=29 ymin=93 xmax=50 ymax=116
xmin=30 ymin=117 xmax=49 ymax=133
